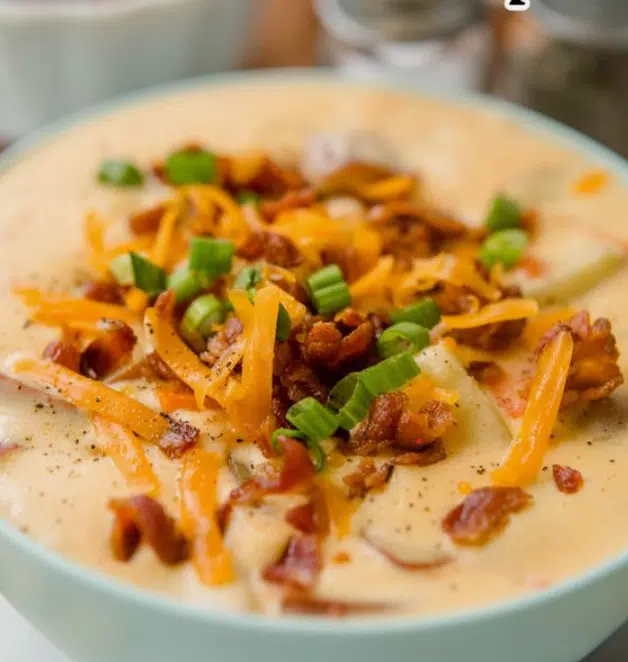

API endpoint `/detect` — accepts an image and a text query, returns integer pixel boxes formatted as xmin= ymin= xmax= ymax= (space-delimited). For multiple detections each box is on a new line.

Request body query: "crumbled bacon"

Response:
xmin=363 ymin=534 xmax=451 ymax=571
xmin=273 ymin=342 xmax=329 ymax=404
xmin=244 ymin=157 xmax=305 ymax=196
xmin=43 ymin=335 xmax=81 ymax=373
xmin=262 ymin=534 xmax=321 ymax=589
xmin=342 ymin=459 xmax=393 ymax=498
xmin=129 ymin=204 xmax=166 ymax=234
xmin=237 ymin=231 xmax=302 ymax=268
xmin=108 ymin=495 xmax=189 ymax=565
xmin=552 ymin=464 xmax=584 ymax=494
xmin=392 ymin=440 xmax=447 ymax=467
xmin=201 ymin=316 xmax=243 ymax=367
xmin=82 ymin=280 xmax=125 ymax=305
xmin=115 ymin=351 xmax=179 ymax=382
xmin=538 ymin=311 xmax=623 ymax=408
xmin=158 ymin=417 xmax=199 ymax=458
xmin=219 ymin=436 xmax=315 ymax=528
xmin=301 ymin=319 xmax=374 ymax=370
xmin=285 ymin=487 xmax=330 ymax=535
xmin=348 ymin=393 xmax=454 ymax=458
xmin=442 ymin=487 xmax=531 ymax=545
xmin=260 ymin=188 xmax=316 ymax=221
xmin=80 ymin=319 xmax=137 ymax=379
xmin=450 ymin=318 xmax=527 ymax=351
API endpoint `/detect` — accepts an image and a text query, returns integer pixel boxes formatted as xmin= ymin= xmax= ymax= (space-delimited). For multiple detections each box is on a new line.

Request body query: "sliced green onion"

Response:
xmin=109 ymin=253 xmax=134 ymax=286
xmin=98 ymin=159 xmax=144 ymax=187
xmin=287 ymin=397 xmax=338 ymax=443
xmin=237 ymin=190 xmax=261 ymax=206
xmin=271 ymin=427 xmax=304 ymax=452
xmin=359 ymin=352 xmax=420 ymax=397
xmin=189 ymin=238 xmax=233 ymax=277
xmin=377 ymin=322 xmax=430 ymax=359
xmin=276 ymin=304 xmax=292 ymax=342
xmin=485 ymin=195 xmax=522 ymax=233
xmin=180 ymin=294 xmax=225 ymax=350
xmin=307 ymin=264 xmax=343 ymax=292
xmin=167 ymin=265 xmax=203 ymax=304
xmin=390 ymin=299 xmax=441 ymax=329
xmin=311 ymin=282 xmax=351 ymax=316
xmin=165 ymin=149 xmax=217 ymax=185
xmin=479 ymin=228 xmax=528 ymax=270
xmin=233 ymin=264 xmax=262 ymax=299
xmin=329 ymin=353 xmax=421 ymax=431
xmin=109 ymin=252 xmax=166 ymax=296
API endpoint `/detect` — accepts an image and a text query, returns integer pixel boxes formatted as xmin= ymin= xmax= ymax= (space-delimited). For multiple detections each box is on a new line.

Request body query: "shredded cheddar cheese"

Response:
xmin=441 ymin=298 xmax=539 ymax=330
xmin=349 ymin=255 xmax=394 ymax=302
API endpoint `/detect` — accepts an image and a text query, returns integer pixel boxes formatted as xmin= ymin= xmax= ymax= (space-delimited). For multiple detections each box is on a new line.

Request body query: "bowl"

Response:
xmin=0 ymin=0 xmax=254 ymax=137
xmin=1 ymin=70 xmax=628 ymax=662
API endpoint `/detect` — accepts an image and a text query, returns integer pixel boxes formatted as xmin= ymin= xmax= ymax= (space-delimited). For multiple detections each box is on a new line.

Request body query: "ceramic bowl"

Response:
xmin=0 ymin=70 xmax=627 ymax=662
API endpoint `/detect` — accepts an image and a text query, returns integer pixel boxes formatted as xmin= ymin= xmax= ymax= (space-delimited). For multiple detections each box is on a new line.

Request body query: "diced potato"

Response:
xmin=415 ymin=345 xmax=511 ymax=451
xmin=511 ymin=229 xmax=624 ymax=304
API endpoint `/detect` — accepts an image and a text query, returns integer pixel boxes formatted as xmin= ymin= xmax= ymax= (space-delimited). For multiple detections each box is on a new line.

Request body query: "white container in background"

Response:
xmin=0 ymin=0 xmax=254 ymax=138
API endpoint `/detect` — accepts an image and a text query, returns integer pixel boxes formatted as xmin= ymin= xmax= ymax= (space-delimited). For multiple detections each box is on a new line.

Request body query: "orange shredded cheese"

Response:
xmin=522 ymin=307 xmax=577 ymax=351
xmin=184 ymin=186 xmax=249 ymax=246
xmin=492 ymin=331 xmax=573 ymax=486
xmin=457 ymin=480 xmax=473 ymax=495
xmin=144 ymin=306 xmax=233 ymax=409
xmin=358 ymin=174 xmax=415 ymax=202
xmin=14 ymin=290 xmax=137 ymax=326
xmin=273 ymin=209 xmax=346 ymax=264
xmin=402 ymin=373 xmax=459 ymax=408
xmin=439 ymin=338 xmax=496 ymax=368
xmin=349 ymin=255 xmax=394 ymax=301
xmin=262 ymin=282 xmax=307 ymax=327
xmin=92 ymin=416 xmax=160 ymax=495
xmin=441 ymin=298 xmax=539 ymax=330
xmin=179 ymin=449 xmax=234 ymax=586
xmin=152 ymin=198 xmax=182 ymax=268
xmin=156 ymin=384 xmax=200 ymax=413
xmin=11 ymin=358 xmax=170 ymax=442
xmin=573 ymin=169 xmax=609 ymax=195
xmin=315 ymin=477 xmax=357 ymax=539
xmin=229 ymin=151 xmax=266 ymax=186
xmin=84 ymin=212 xmax=107 ymax=273
xmin=226 ymin=286 xmax=279 ymax=432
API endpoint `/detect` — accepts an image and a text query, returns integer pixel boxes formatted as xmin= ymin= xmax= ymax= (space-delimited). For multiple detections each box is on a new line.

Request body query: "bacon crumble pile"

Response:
xmin=8 ymin=136 xmax=624 ymax=611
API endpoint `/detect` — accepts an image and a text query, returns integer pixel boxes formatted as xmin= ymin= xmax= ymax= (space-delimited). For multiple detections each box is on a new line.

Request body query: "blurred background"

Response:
xmin=1 ymin=0 xmax=628 ymax=157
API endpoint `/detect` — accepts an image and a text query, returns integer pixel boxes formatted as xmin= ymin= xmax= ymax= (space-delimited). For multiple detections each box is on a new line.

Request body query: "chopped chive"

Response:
xmin=180 ymin=294 xmax=225 ymax=350
xmin=286 ymin=397 xmax=338 ymax=444
xmin=307 ymin=264 xmax=344 ymax=292
xmin=188 ymin=237 xmax=233 ymax=277
xmin=165 ymin=149 xmax=217 ymax=185
xmin=234 ymin=264 xmax=262 ymax=300
xmin=237 ymin=190 xmax=261 ymax=206
xmin=377 ymin=322 xmax=430 ymax=359
xmin=359 ymin=352 xmax=420 ymax=397
xmin=276 ymin=304 xmax=292 ymax=342
xmin=311 ymin=282 xmax=351 ymax=316
xmin=109 ymin=252 xmax=166 ymax=296
xmin=479 ymin=228 xmax=528 ymax=270
xmin=98 ymin=159 xmax=144 ymax=187
xmin=390 ymin=299 xmax=441 ymax=329
xmin=485 ymin=195 xmax=522 ymax=233
xmin=167 ymin=265 xmax=203 ymax=304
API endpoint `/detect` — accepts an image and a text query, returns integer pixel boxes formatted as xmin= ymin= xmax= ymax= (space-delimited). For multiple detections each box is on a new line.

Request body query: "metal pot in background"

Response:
xmin=315 ymin=0 xmax=495 ymax=92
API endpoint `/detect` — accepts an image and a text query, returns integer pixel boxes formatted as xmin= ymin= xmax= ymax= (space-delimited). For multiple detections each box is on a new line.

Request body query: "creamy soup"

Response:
xmin=0 ymin=82 xmax=627 ymax=618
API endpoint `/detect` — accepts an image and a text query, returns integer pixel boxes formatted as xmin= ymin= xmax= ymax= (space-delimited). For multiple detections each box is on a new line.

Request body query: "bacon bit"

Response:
xmin=237 ymin=230 xmax=302 ymax=268
xmin=364 ymin=536 xmax=452 ymax=571
xmin=301 ymin=319 xmax=375 ymax=370
xmin=260 ymin=188 xmax=316 ymax=221
xmin=82 ymin=280 xmax=125 ymax=305
xmin=392 ymin=440 xmax=447 ymax=467
xmin=129 ymin=204 xmax=166 ymax=234
xmin=219 ymin=436 xmax=315 ymax=528
xmin=518 ymin=255 xmax=546 ymax=278
xmin=538 ymin=311 xmax=623 ymax=408
xmin=42 ymin=331 xmax=81 ymax=373
xmin=333 ymin=551 xmax=351 ymax=564
xmin=522 ymin=307 xmax=577 ymax=352
xmin=552 ymin=464 xmax=584 ymax=494
xmin=442 ymin=487 xmax=531 ymax=546
xmin=282 ymin=593 xmax=390 ymax=617
xmin=457 ymin=480 xmax=473 ymax=495
xmin=262 ymin=534 xmax=321 ymax=589
xmin=342 ymin=459 xmax=393 ymax=499
xmin=573 ymin=170 xmax=609 ymax=195
xmin=108 ymin=495 xmax=188 ymax=564
xmin=80 ymin=319 xmax=137 ymax=379
xmin=0 ymin=442 xmax=20 ymax=458
xmin=158 ymin=417 xmax=199 ymax=459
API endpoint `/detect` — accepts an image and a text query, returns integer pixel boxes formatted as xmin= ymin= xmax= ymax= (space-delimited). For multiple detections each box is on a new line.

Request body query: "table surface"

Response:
xmin=0 ymin=595 xmax=625 ymax=662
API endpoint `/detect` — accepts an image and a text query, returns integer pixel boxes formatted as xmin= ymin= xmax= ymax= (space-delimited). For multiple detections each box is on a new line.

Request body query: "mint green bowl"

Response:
xmin=1 ymin=70 xmax=627 ymax=662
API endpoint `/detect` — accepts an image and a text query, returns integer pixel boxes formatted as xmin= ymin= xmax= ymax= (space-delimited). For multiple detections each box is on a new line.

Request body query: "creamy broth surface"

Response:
xmin=1 ymin=82 xmax=628 ymax=617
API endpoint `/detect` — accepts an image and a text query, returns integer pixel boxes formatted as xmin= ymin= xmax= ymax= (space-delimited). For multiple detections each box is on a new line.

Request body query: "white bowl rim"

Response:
xmin=0 ymin=0 xmax=209 ymax=21
xmin=1 ymin=67 xmax=627 ymax=635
